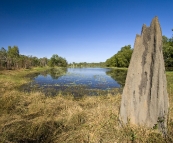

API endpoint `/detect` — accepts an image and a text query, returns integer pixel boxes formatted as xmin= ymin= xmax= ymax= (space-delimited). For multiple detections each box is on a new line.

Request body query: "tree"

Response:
xmin=39 ymin=57 xmax=48 ymax=67
xmin=7 ymin=46 xmax=20 ymax=69
xmin=0 ymin=47 xmax=7 ymax=69
xmin=105 ymin=45 xmax=133 ymax=68
xmin=162 ymin=35 xmax=173 ymax=68
xmin=48 ymin=54 xmax=67 ymax=67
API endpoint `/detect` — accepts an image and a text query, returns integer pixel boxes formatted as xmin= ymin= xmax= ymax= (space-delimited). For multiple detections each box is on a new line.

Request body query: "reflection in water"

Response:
xmin=49 ymin=68 xmax=67 ymax=79
xmin=106 ymin=69 xmax=127 ymax=87
xmin=20 ymin=68 xmax=127 ymax=96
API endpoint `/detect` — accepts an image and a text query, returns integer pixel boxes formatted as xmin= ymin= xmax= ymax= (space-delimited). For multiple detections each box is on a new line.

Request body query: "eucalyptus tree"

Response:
xmin=0 ymin=47 xmax=7 ymax=69
xmin=39 ymin=57 xmax=48 ymax=67
xmin=7 ymin=46 xmax=20 ymax=69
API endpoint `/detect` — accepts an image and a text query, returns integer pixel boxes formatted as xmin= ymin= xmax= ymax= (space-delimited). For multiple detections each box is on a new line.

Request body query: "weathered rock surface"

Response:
xmin=120 ymin=17 xmax=169 ymax=133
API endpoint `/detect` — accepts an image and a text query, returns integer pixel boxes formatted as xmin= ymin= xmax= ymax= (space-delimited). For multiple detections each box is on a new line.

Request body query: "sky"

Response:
xmin=0 ymin=0 xmax=173 ymax=63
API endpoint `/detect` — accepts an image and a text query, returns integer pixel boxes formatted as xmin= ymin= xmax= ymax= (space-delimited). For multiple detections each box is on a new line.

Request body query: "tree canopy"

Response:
xmin=162 ymin=35 xmax=173 ymax=68
xmin=48 ymin=54 xmax=67 ymax=67
xmin=105 ymin=45 xmax=133 ymax=68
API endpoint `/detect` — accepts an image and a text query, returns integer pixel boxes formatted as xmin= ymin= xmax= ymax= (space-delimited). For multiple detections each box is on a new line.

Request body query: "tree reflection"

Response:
xmin=48 ymin=68 xmax=67 ymax=79
xmin=106 ymin=69 xmax=127 ymax=87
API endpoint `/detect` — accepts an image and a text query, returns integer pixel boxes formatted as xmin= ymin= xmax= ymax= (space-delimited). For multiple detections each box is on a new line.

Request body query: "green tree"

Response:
xmin=105 ymin=45 xmax=133 ymax=68
xmin=48 ymin=54 xmax=67 ymax=67
xmin=39 ymin=57 xmax=48 ymax=67
xmin=7 ymin=46 xmax=20 ymax=69
xmin=0 ymin=47 xmax=7 ymax=69
xmin=162 ymin=35 xmax=173 ymax=68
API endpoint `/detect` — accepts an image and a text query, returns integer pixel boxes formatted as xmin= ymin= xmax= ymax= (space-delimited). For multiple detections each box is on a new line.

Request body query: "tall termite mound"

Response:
xmin=120 ymin=17 xmax=169 ymax=134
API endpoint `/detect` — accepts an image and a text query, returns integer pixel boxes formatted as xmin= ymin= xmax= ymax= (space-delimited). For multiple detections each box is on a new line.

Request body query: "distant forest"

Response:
xmin=105 ymin=34 xmax=173 ymax=69
xmin=0 ymin=46 xmax=68 ymax=70
xmin=68 ymin=62 xmax=106 ymax=68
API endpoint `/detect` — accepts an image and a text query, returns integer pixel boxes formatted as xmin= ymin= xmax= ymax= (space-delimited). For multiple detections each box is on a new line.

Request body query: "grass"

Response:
xmin=0 ymin=67 xmax=50 ymax=92
xmin=107 ymin=67 xmax=128 ymax=70
xmin=0 ymin=67 xmax=173 ymax=142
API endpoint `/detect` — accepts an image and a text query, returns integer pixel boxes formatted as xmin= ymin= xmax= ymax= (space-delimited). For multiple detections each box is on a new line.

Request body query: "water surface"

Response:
xmin=22 ymin=68 xmax=127 ymax=96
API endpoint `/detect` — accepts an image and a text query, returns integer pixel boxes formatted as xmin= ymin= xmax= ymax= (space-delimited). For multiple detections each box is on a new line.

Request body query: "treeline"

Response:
xmin=106 ymin=35 xmax=173 ymax=69
xmin=0 ymin=46 xmax=67 ymax=70
xmin=68 ymin=62 xmax=106 ymax=68
xmin=162 ymin=35 xmax=173 ymax=68
xmin=105 ymin=45 xmax=133 ymax=67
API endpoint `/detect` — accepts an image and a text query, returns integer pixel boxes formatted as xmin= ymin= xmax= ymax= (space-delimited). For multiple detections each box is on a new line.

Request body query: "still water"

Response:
xmin=24 ymin=68 xmax=127 ymax=96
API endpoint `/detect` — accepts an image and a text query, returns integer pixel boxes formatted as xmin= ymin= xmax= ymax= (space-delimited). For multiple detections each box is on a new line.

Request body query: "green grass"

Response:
xmin=166 ymin=72 xmax=173 ymax=94
xmin=107 ymin=67 xmax=128 ymax=70
xmin=0 ymin=68 xmax=173 ymax=142
xmin=0 ymin=67 xmax=50 ymax=94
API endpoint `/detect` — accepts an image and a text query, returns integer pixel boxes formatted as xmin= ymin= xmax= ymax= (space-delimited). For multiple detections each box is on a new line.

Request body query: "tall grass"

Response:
xmin=0 ymin=68 xmax=173 ymax=142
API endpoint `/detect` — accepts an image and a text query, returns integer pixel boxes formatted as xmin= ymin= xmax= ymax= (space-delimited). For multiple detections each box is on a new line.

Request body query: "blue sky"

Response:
xmin=0 ymin=0 xmax=173 ymax=63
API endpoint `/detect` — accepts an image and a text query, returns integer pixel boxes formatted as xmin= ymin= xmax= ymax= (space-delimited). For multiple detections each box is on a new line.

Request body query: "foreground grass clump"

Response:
xmin=0 ymin=92 xmax=168 ymax=143
xmin=0 ymin=68 xmax=173 ymax=142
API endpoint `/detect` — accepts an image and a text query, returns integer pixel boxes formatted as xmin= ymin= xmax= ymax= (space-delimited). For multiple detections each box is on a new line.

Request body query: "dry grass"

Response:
xmin=0 ymin=91 xmax=169 ymax=143
xmin=0 ymin=68 xmax=173 ymax=143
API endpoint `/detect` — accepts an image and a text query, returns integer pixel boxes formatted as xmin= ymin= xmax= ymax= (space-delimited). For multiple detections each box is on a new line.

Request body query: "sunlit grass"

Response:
xmin=108 ymin=67 xmax=128 ymax=70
